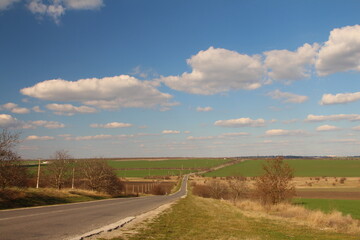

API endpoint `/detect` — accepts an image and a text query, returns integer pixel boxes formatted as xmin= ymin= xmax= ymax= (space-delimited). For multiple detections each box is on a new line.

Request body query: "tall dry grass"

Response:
xmin=233 ymin=199 xmax=360 ymax=234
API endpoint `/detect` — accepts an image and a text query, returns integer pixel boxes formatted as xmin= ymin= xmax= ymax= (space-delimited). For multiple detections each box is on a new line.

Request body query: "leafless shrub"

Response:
xmin=46 ymin=150 xmax=73 ymax=190
xmin=254 ymin=157 xmax=296 ymax=206
xmin=0 ymin=129 xmax=28 ymax=190
xmin=78 ymin=159 xmax=123 ymax=195
xmin=339 ymin=177 xmax=346 ymax=184
xmin=192 ymin=184 xmax=212 ymax=198
xmin=227 ymin=176 xmax=249 ymax=204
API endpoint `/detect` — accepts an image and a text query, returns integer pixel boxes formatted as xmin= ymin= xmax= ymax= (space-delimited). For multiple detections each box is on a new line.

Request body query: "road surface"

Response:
xmin=0 ymin=175 xmax=188 ymax=240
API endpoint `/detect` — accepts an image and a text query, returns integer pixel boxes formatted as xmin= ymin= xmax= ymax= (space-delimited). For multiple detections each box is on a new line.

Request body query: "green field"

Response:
xmin=116 ymin=169 xmax=196 ymax=177
xmin=108 ymin=158 xmax=230 ymax=169
xmin=293 ymin=198 xmax=360 ymax=219
xmin=204 ymin=158 xmax=360 ymax=177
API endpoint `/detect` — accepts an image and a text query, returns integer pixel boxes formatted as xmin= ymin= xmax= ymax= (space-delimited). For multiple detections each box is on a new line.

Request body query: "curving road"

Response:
xmin=0 ymin=175 xmax=188 ymax=240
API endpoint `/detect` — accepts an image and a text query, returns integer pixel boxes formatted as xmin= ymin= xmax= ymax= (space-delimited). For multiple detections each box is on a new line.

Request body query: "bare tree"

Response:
xmin=227 ymin=176 xmax=248 ymax=204
xmin=254 ymin=157 xmax=296 ymax=206
xmin=208 ymin=179 xmax=229 ymax=199
xmin=78 ymin=159 xmax=123 ymax=195
xmin=46 ymin=150 xmax=72 ymax=190
xmin=0 ymin=129 xmax=28 ymax=190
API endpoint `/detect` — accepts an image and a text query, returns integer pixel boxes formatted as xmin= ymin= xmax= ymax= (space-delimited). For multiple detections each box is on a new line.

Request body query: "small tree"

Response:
xmin=227 ymin=176 xmax=248 ymax=204
xmin=254 ymin=157 xmax=295 ymax=206
xmin=46 ymin=150 xmax=72 ymax=190
xmin=78 ymin=159 xmax=123 ymax=195
xmin=0 ymin=129 xmax=28 ymax=190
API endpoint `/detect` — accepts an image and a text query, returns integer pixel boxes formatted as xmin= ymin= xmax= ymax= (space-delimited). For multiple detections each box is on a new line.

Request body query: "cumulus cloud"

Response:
xmin=214 ymin=118 xmax=266 ymax=128
xmin=0 ymin=0 xmax=20 ymax=10
xmin=306 ymin=114 xmax=360 ymax=122
xmin=320 ymin=92 xmax=360 ymax=105
xmin=26 ymin=135 xmax=55 ymax=141
xmin=21 ymin=75 xmax=174 ymax=111
xmin=316 ymin=25 xmax=360 ymax=76
xmin=32 ymin=106 xmax=45 ymax=113
xmin=220 ymin=132 xmax=249 ymax=137
xmin=352 ymin=126 xmax=360 ymax=131
xmin=0 ymin=114 xmax=22 ymax=128
xmin=264 ymin=43 xmax=319 ymax=81
xmin=316 ymin=124 xmax=340 ymax=132
xmin=24 ymin=120 xmax=65 ymax=129
xmin=187 ymin=136 xmax=216 ymax=140
xmin=162 ymin=130 xmax=180 ymax=134
xmin=46 ymin=103 xmax=97 ymax=116
xmin=265 ymin=129 xmax=307 ymax=136
xmin=196 ymin=106 xmax=213 ymax=112
xmin=25 ymin=0 xmax=103 ymax=24
xmin=72 ymin=134 xmax=113 ymax=141
xmin=161 ymin=47 xmax=264 ymax=95
xmin=90 ymin=122 xmax=132 ymax=128
xmin=1 ymin=102 xmax=30 ymax=114
xmin=267 ymin=89 xmax=308 ymax=103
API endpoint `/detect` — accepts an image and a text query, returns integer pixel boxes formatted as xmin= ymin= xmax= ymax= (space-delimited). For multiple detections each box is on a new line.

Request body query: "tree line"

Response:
xmin=0 ymin=129 xmax=123 ymax=195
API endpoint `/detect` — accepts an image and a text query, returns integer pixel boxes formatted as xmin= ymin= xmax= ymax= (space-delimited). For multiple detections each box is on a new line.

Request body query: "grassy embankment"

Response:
xmin=106 ymin=194 xmax=359 ymax=240
xmin=204 ymin=158 xmax=360 ymax=177
xmin=0 ymin=188 xmax=110 ymax=210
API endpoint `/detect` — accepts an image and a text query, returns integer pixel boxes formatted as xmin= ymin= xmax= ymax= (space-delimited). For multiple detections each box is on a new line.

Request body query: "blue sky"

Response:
xmin=2 ymin=0 xmax=360 ymax=159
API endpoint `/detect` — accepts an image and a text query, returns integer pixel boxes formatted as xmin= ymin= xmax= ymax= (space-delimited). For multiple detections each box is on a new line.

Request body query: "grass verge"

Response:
xmin=0 ymin=188 xmax=110 ymax=210
xmin=106 ymin=195 xmax=359 ymax=240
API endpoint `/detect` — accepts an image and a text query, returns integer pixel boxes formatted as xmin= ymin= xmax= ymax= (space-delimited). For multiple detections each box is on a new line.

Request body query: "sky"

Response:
xmin=2 ymin=0 xmax=360 ymax=159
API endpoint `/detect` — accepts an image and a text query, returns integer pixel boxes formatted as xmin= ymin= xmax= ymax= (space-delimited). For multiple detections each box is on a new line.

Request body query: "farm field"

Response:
xmin=107 ymin=158 xmax=230 ymax=169
xmin=293 ymin=198 xmax=360 ymax=219
xmin=116 ymin=169 xmax=195 ymax=178
xmin=204 ymin=158 xmax=360 ymax=177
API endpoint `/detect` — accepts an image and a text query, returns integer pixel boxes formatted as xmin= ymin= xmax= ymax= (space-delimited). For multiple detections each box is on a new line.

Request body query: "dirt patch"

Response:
xmin=297 ymin=191 xmax=360 ymax=200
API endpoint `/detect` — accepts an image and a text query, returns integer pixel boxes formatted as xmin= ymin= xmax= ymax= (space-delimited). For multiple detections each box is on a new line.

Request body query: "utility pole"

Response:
xmin=36 ymin=158 xmax=41 ymax=189
xmin=71 ymin=166 xmax=75 ymax=189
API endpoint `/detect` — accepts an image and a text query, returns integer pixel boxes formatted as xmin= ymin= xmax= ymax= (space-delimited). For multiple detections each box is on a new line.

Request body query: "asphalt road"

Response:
xmin=0 ymin=175 xmax=188 ymax=240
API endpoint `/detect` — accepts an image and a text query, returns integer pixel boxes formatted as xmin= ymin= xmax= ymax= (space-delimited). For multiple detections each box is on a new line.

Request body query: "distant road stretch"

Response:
xmin=0 ymin=175 xmax=188 ymax=240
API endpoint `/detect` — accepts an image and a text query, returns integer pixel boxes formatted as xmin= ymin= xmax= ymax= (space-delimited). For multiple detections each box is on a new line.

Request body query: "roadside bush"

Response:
xmin=0 ymin=130 xmax=28 ymax=190
xmin=151 ymin=184 xmax=168 ymax=195
xmin=78 ymin=159 xmax=124 ymax=195
xmin=192 ymin=184 xmax=212 ymax=198
xmin=254 ymin=157 xmax=295 ymax=206
xmin=227 ymin=176 xmax=249 ymax=204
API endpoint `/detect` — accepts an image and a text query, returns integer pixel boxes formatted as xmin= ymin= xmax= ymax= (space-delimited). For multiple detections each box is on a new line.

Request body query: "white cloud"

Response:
xmin=316 ymin=25 xmax=360 ymax=76
xmin=32 ymin=106 xmax=45 ymax=113
xmin=1 ymin=102 xmax=17 ymax=110
xmin=72 ymin=134 xmax=113 ymax=141
xmin=316 ymin=125 xmax=340 ymax=132
xmin=220 ymin=132 xmax=249 ymax=137
xmin=25 ymin=0 xmax=103 ymax=24
xmin=161 ymin=47 xmax=264 ymax=95
xmin=26 ymin=120 xmax=65 ymax=129
xmin=21 ymin=75 xmax=174 ymax=110
xmin=162 ymin=130 xmax=180 ymax=134
xmin=27 ymin=0 xmax=65 ymax=24
xmin=320 ymin=92 xmax=360 ymax=105
xmin=306 ymin=114 xmax=360 ymax=122
xmin=90 ymin=122 xmax=133 ymax=128
xmin=187 ymin=136 xmax=216 ymax=140
xmin=214 ymin=118 xmax=266 ymax=128
xmin=64 ymin=0 xmax=103 ymax=10
xmin=1 ymin=102 xmax=30 ymax=114
xmin=11 ymin=107 xmax=30 ymax=114
xmin=196 ymin=106 xmax=213 ymax=112
xmin=265 ymin=129 xmax=307 ymax=136
xmin=0 ymin=114 xmax=22 ymax=128
xmin=46 ymin=103 xmax=97 ymax=116
xmin=352 ymin=126 xmax=360 ymax=131
xmin=267 ymin=89 xmax=308 ymax=103
xmin=26 ymin=135 xmax=55 ymax=141
xmin=264 ymin=43 xmax=319 ymax=81
xmin=0 ymin=0 xmax=20 ymax=10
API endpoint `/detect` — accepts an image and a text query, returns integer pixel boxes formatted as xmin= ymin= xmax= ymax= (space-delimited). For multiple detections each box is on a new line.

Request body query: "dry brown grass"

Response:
xmin=232 ymin=198 xmax=360 ymax=234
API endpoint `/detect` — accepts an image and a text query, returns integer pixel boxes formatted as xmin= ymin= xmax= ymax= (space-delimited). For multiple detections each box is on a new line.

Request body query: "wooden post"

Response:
xmin=36 ymin=158 xmax=41 ymax=189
